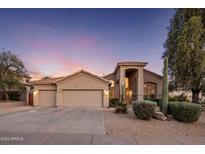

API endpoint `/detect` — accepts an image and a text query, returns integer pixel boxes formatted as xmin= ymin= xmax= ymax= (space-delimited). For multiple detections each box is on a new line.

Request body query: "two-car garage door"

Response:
xmin=62 ymin=90 xmax=103 ymax=108
xmin=38 ymin=90 xmax=103 ymax=108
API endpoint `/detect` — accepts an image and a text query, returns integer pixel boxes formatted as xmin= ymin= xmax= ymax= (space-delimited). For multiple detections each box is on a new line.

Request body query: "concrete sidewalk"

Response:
xmin=0 ymin=131 xmax=205 ymax=145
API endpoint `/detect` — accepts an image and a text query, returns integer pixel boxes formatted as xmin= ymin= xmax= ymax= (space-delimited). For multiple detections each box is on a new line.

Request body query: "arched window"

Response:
xmin=144 ymin=82 xmax=157 ymax=99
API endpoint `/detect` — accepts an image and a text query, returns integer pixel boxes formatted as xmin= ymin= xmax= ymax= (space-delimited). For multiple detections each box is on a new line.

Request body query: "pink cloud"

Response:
xmin=12 ymin=25 xmax=116 ymax=79
xmin=22 ymin=50 xmax=98 ymax=80
xmin=29 ymin=70 xmax=44 ymax=81
xmin=68 ymin=36 xmax=97 ymax=49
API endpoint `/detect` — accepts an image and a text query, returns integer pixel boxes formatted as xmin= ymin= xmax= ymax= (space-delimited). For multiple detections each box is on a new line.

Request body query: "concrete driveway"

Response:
xmin=0 ymin=107 xmax=105 ymax=134
xmin=0 ymin=107 xmax=140 ymax=145
xmin=1 ymin=107 xmax=203 ymax=145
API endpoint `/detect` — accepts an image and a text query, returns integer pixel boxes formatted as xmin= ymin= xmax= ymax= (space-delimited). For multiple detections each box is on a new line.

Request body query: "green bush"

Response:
xmin=8 ymin=92 xmax=20 ymax=100
xmin=109 ymin=98 xmax=119 ymax=107
xmin=132 ymin=100 xmax=157 ymax=120
xmin=144 ymin=98 xmax=162 ymax=106
xmin=169 ymin=94 xmax=189 ymax=102
xmin=115 ymin=102 xmax=127 ymax=114
xmin=168 ymin=102 xmax=202 ymax=122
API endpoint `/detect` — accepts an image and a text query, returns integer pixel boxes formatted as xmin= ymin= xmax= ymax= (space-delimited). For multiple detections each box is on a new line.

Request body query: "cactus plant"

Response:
xmin=115 ymin=83 xmax=128 ymax=114
xmin=162 ymin=57 xmax=169 ymax=115
xmin=120 ymin=83 xmax=127 ymax=103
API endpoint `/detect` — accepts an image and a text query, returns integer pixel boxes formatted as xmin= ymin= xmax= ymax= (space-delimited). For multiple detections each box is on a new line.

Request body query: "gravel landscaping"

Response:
xmin=104 ymin=108 xmax=205 ymax=137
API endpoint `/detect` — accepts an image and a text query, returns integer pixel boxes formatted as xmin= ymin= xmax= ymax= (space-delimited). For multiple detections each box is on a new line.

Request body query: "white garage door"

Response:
xmin=63 ymin=90 xmax=102 ymax=108
xmin=39 ymin=90 xmax=56 ymax=107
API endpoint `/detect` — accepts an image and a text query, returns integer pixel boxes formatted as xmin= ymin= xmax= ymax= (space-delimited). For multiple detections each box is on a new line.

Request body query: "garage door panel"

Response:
xmin=39 ymin=91 xmax=56 ymax=107
xmin=63 ymin=90 xmax=102 ymax=108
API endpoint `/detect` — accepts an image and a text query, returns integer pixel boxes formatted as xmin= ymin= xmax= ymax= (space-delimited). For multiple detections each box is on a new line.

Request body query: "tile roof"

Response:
xmin=30 ymin=77 xmax=64 ymax=85
xmin=55 ymin=69 xmax=111 ymax=84
xmin=144 ymin=69 xmax=163 ymax=79
xmin=30 ymin=70 xmax=111 ymax=85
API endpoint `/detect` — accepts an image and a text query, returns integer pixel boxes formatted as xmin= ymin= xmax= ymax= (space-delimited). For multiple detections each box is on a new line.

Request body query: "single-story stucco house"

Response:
xmin=31 ymin=62 xmax=163 ymax=108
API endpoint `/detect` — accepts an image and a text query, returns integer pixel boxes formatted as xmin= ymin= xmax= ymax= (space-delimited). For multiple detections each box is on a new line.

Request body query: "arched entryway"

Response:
xmin=125 ymin=68 xmax=138 ymax=102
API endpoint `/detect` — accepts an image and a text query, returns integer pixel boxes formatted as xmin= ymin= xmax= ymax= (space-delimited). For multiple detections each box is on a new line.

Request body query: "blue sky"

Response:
xmin=0 ymin=9 xmax=175 ymax=79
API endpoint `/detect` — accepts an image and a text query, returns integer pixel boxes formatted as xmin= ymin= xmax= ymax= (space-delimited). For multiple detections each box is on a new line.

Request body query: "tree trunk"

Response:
xmin=5 ymin=91 xmax=9 ymax=101
xmin=192 ymin=89 xmax=200 ymax=103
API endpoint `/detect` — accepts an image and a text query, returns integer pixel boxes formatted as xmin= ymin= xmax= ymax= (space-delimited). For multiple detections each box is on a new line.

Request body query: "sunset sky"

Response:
xmin=0 ymin=9 xmax=175 ymax=80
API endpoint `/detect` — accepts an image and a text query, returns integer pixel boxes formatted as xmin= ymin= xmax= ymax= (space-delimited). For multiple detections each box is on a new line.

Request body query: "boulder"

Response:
xmin=153 ymin=112 xmax=167 ymax=121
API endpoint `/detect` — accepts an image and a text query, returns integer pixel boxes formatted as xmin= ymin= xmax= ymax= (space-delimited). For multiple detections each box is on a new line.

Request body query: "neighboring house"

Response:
xmin=31 ymin=62 xmax=163 ymax=108
xmin=169 ymin=90 xmax=204 ymax=102
xmin=0 ymin=75 xmax=31 ymax=102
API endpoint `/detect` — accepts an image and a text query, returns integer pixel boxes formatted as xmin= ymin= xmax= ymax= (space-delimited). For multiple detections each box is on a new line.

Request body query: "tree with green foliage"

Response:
xmin=163 ymin=9 xmax=205 ymax=103
xmin=0 ymin=49 xmax=28 ymax=100
xmin=162 ymin=57 xmax=169 ymax=115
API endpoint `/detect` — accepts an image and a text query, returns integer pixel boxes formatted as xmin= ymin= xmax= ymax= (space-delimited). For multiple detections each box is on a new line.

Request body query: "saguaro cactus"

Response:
xmin=162 ymin=57 xmax=169 ymax=115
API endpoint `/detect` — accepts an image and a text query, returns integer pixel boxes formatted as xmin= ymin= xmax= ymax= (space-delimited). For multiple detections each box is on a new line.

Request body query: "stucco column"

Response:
xmin=137 ymin=68 xmax=144 ymax=101
xmin=25 ymin=86 xmax=30 ymax=105
xmin=33 ymin=89 xmax=39 ymax=106
xmin=119 ymin=67 xmax=125 ymax=100
xmin=56 ymin=88 xmax=63 ymax=107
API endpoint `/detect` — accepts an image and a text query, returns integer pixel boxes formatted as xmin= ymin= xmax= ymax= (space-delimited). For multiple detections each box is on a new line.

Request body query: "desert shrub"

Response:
xmin=132 ymin=100 xmax=157 ymax=120
xmin=168 ymin=102 xmax=202 ymax=122
xmin=169 ymin=94 xmax=189 ymax=102
xmin=109 ymin=98 xmax=119 ymax=107
xmin=8 ymin=91 xmax=20 ymax=100
xmin=144 ymin=98 xmax=162 ymax=106
xmin=115 ymin=102 xmax=127 ymax=114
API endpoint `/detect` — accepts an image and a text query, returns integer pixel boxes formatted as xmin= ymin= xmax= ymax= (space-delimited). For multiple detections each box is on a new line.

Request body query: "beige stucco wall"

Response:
xmin=56 ymin=73 xmax=109 ymax=108
xmin=137 ymin=68 xmax=144 ymax=101
xmin=33 ymin=84 xmax=57 ymax=106
xmin=144 ymin=70 xmax=163 ymax=98
xmin=114 ymin=69 xmax=120 ymax=98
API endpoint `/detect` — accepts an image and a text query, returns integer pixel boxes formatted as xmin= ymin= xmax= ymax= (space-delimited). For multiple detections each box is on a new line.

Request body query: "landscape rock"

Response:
xmin=153 ymin=112 xmax=167 ymax=121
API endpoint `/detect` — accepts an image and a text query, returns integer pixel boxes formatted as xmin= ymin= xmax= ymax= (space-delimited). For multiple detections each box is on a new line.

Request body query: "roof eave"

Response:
xmin=144 ymin=69 xmax=163 ymax=79
xmin=32 ymin=83 xmax=56 ymax=85
xmin=113 ymin=62 xmax=148 ymax=73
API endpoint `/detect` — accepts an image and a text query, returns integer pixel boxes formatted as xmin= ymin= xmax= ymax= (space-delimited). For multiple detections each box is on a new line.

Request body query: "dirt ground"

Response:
xmin=104 ymin=108 xmax=205 ymax=137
